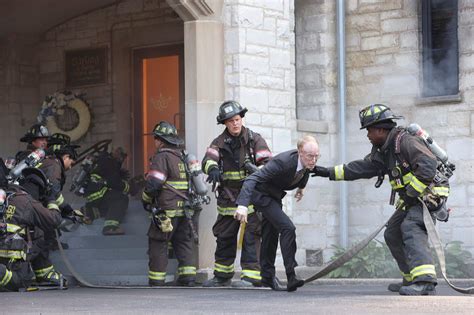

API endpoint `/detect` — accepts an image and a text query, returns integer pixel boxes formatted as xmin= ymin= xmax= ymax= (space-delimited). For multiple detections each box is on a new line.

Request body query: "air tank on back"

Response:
xmin=184 ymin=153 xmax=208 ymax=196
xmin=407 ymin=123 xmax=449 ymax=164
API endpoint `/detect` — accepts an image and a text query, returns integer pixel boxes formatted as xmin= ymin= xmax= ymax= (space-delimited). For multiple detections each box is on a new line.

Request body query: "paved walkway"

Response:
xmin=2 ymin=282 xmax=473 ymax=314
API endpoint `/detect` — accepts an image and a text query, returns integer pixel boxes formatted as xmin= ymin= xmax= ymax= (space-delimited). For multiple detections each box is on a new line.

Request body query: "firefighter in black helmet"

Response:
xmin=312 ymin=104 xmax=450 ymax=296
xmin=15 ymin=124 xmax=50 ymax=162
xmin=142 ymin=121 xmax=197 ymax=287
xmin=31 ymin=143 xmax=80 ymax=286
xmin=0 ymin=167 xmax=64 ymax=291
xmin=216 ymin=101 xmax=248 ymax=125
xmin=202 ymin=100 xmax=272 ymax=287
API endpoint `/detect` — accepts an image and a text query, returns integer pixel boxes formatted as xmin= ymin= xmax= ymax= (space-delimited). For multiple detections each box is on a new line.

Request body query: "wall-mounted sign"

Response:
xmin=65 ymin=47 xmax=108 ymax=87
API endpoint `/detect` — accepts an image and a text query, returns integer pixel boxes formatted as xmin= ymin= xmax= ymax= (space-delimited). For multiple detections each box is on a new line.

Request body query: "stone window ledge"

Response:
xmin=415 ymin=93 xmax=462 ymax=105
xmin=297 ymin=120 xmax=329 ymax=134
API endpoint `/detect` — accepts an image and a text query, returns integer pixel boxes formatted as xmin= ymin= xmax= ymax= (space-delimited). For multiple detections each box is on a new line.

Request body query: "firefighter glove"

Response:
xmin=206 ymin=167 xmax=221 ymax=191
xmin=60 ymin=204 xmax=74 ymax=217
xmin=399 ymin=191 xmax=418 ymax=208
xmin=71 ymin=209 xmax=85 ymax=224
xmin=310 ymin=166 xmax=330 ymax=177
xmin=234 ymin=205 xmax=248 ymax=223
xmin=156 ymin=214 xmax=173 ymax=233
xmin=423 ymin=193 xmax=441 ymax=211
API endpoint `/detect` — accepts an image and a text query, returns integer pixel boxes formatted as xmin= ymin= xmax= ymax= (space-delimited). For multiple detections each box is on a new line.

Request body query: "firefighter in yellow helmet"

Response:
xmin=312 ymin=104 xmax=450 ymax=295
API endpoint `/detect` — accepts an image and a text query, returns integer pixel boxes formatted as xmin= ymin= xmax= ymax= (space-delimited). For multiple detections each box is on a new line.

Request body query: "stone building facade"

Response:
xmin=0 ymin=0 xmax=472 ymax=272
xmin=294 ymin=0 xmax=474 ymax=264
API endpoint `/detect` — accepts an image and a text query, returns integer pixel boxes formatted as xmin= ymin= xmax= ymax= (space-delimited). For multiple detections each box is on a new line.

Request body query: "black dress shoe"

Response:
xmin=287 ymin=274 xmax=304 ymax=292
xmin=261 ymin=276 xmax=286 ymax=291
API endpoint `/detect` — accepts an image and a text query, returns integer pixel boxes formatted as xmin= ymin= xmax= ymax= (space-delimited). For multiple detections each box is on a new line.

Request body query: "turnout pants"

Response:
xmin=86 ymin=189 xmax=128 ymax=228
xmin=251 ymin=192 xmax=297 ymax=280
xmin=29 ymin=231 xmax=56 ymax=280
xmin=148 ymin=216 xmax=196 ymax=283
xmin=384 ymin=204 xmax=437 ymax=284
xmin=0 ymin=259 xmax=34 ymax=291
xmin=212 ymin=213 xmax=261 ymax=282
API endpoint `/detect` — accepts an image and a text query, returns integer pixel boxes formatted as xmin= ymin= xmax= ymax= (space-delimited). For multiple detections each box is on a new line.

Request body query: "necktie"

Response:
xmin=290 ymin=169 xmax=306 ymax=186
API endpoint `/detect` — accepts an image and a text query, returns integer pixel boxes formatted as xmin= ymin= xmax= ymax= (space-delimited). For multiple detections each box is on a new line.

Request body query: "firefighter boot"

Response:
xmin=102 ymin=225 xmax=125 ymax=236
xmin=176 ymin=278 xmax=196 ymax=287
xmin=286 ymin=273 xmax=304 ymax=292
xmin=231 ymin=279 xmax=253 ymax=288
xmin=399 ymin=282 xmax=436 ymax=296
xmin=36 ymin=270 xmax=67 ymax=288
xmin=149 ymin=279 xmax=165 ymax=287
xmin=202 ymin=276 xmax=231 ymax=287
xmin=232 ymin=275 xmax=262 ymax=288
xmin=388 ymin=279 xmax=412 ymax=293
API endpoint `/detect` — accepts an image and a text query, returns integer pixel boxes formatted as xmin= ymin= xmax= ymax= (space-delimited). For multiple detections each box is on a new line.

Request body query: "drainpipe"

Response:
xmin=336 ymin=0 xmax=348 ymax=248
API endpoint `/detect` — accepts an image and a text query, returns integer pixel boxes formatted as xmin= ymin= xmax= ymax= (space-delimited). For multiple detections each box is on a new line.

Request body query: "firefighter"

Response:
xmin=16 ymin=124 xmax=50 ymax=162
xmin=47 ymin=133 xmax=72 ymax=153
xmin=38 ymin=143 xmax=79 ymax=218
xmin=83 ymin=147 xmax=130 ymax=235
xmin=0 ymin=167 xmax=63 ymax=291
xmin=201 ymin=101 xmax=272 ymax=287
xmin=33 ymin=143 xmax=79 ymax=282
xmin=312 ymin=104 xmax=450 ymax=296
xmin=142 ymin=121 xmax=196 ymax=287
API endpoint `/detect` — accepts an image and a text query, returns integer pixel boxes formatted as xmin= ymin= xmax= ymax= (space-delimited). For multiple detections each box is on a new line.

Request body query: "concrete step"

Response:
xmin=51 ymin=257 xmax=179 ymax=275
xmin=122 ymin=211 xmax=150 ymax=224
xmin=50 ymin=247 xmax=148 ymax=261
xmin=51 ymin=258 xmax=150 ymax=275
xmin=59 ymin=235 xmax=147 ymax=249
xmin=60 ymin=220 xmax=149 ymax=237
xmin=50 ymin=198 xmax=182 ymax=286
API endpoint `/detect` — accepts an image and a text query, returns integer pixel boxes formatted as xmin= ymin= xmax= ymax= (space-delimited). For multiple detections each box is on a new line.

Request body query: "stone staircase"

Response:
xmin=50 ymin=199 xmax=178 ymax=286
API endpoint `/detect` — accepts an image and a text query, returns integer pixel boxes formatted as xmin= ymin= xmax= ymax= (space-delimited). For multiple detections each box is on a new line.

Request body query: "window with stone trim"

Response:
xmin=422 ymin=0 xmax=459 ymax=97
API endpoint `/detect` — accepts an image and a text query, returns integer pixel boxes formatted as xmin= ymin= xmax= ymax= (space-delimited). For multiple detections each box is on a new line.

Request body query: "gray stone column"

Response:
xmin=167 ymin=0 xmax=224 ymax=268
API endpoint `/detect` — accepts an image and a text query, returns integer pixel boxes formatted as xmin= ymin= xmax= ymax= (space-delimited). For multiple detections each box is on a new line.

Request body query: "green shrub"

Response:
xmin=326 ymin=239 xmax=473 ymax=279
xmin=327 ymin=240 xmax=399 ymax=278
xmin=443 ymin=241 xmax=473 ymax=278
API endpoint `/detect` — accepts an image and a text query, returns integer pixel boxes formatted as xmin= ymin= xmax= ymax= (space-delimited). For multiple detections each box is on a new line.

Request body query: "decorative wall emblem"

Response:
xmin=149 ymin=93 xmax=172 ymax=112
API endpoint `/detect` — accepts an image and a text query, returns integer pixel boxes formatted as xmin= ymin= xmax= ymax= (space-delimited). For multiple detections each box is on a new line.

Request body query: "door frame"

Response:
xmin=131 ymin=44 xmax=185 ymax=176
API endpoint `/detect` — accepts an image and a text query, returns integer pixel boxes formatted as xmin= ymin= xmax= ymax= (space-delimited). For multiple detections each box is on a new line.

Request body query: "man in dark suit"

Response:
xmin=235 ymin=135 xmax=320 ymax=292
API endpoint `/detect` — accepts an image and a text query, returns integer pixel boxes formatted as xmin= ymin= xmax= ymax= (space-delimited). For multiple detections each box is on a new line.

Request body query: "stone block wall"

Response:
xmin=224 ymin=0 xmax=296 ymax=153
xmin=224 ymin=0 xmax=304 ymax=263
xmin=295 ymin=0 xmax=474 ymax=262
xmin=37 ymin=0 xmax=180 ymax=152
xmin=0 ymin=35 xmax=40 ymax=158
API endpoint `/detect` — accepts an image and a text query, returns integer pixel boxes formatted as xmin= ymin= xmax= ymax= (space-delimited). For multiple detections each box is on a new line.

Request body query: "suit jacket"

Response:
xmin=236 ymin=149 xmax=309 ymax=207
